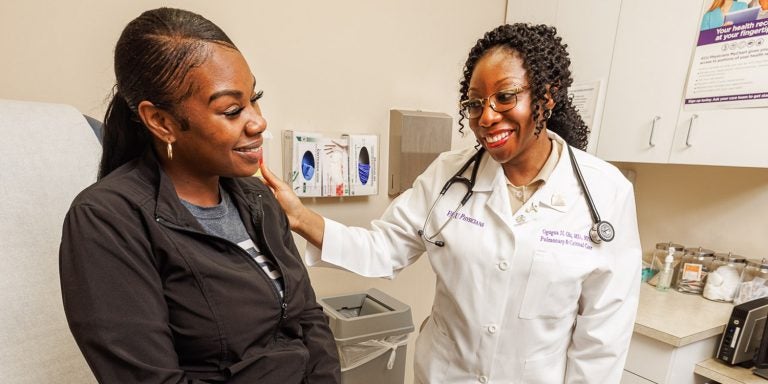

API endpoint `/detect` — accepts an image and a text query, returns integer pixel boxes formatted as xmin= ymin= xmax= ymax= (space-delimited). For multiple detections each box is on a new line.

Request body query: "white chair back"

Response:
xmin=0 ymin=99 xmax=100 ymax=383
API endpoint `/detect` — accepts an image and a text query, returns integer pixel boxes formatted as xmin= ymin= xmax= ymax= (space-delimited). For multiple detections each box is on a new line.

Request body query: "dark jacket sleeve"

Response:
xmin=59 ymin=202 xmax=202 ymax=384
xmin=280 ymin=209 xmax=341 ymax=383
xmin=298 ymin=281 xmax=342 ymax=383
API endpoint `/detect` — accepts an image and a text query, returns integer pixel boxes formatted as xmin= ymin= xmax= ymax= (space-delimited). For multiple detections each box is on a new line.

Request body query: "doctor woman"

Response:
xmin=262 ymin=23 xmax=641 ymax=383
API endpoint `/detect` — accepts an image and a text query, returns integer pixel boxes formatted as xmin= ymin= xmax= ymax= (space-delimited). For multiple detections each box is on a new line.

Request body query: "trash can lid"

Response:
xmin=318 ymin=288 xmax=415 ymax=343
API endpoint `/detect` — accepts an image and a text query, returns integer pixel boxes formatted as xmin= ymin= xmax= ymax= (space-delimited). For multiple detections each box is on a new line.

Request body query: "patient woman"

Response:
xmin=59 ymin=7 xmax=340 ymax=383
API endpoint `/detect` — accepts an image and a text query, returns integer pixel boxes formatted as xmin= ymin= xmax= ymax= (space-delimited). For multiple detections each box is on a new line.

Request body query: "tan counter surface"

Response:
xmin=635 ymin=283 xmax=734 ymax=347
xmin=695 ymin=358 xmax=768 ymax=384
xmin=635 ymin=284 xmax=768 ymax=383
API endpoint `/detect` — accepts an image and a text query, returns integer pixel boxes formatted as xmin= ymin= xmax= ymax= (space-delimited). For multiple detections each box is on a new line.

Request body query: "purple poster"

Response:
xmin=685 ymin=0 xmax=768 ymax=109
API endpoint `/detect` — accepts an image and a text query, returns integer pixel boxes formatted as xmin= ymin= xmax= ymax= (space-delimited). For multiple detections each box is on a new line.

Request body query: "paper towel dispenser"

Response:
xmin=388 ymin=109 xmax=452 ymax=196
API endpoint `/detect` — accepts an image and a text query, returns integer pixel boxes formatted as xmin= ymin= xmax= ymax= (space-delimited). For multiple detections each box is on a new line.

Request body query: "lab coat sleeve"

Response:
xmin=564 ymin=181 xmax=642 ymax=383
xmin=305 ymin=160 xmax=437 ymax=277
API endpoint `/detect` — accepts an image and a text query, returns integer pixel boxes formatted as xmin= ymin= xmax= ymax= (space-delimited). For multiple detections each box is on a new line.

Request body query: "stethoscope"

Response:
xmin=418 ymin=144 xmax=615 ymax=247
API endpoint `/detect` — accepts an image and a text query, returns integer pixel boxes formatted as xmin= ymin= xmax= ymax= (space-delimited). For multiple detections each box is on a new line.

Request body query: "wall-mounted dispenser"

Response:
xmin=319 ymin=137 xmax=350 ymax=197
xmin=345 ymin=134 xmax=379 ymax=196
xmin=282 ymin=131 xmax=323 ymax=197
xmin=283 ymin=130 xmax=379 ymax=198
xmin=388 ymin=109 xmax=452 ymax=196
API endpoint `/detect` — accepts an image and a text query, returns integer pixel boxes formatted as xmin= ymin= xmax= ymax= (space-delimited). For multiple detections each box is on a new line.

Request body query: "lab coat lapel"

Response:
xmin=537 ymin=135 xmax=578 ymax=215
xmin=471 ymin=132 xmax=579 ymax=231
xmin=472 ymin=155 xmax=518 ymax=232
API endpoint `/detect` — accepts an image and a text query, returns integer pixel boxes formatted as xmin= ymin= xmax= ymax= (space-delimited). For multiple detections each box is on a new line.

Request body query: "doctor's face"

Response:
xmin=467 ymin=48 xmax=549 ymax=167
xmin=165 ymin=44 xmax=267 ymax=181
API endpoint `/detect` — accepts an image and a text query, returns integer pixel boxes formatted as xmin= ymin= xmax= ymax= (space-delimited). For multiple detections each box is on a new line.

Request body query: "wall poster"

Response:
xmin=685 ymin=0 xmax=768 ymax=110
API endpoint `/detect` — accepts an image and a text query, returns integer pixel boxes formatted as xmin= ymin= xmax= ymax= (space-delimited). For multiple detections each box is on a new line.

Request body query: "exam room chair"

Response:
xmin=0 ymin=99 xmax=100 ymax=383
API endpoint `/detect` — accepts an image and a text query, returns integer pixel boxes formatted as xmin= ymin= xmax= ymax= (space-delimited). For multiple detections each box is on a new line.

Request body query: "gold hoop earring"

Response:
xmin=166 ymin=141 xmax=173 ymax=160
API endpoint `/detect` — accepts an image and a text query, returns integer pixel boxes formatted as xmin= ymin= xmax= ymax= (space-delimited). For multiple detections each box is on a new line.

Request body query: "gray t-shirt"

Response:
xmin=181 ymin=188 xmax=285 ymax=298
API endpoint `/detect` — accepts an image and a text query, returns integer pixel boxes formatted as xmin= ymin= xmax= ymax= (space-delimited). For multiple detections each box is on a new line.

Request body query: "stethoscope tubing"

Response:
xmin=419 ymin=143 xmax=613 ymax=246
xmin=566 ymin=144 xmax=601 ymax=224
xmin=418 ymin=148 xmax=485 ymax=247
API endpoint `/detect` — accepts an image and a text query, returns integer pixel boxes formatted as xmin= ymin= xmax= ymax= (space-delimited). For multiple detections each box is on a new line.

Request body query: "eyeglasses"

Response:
xmin=460 ymin=86 xmax=529 ymax=119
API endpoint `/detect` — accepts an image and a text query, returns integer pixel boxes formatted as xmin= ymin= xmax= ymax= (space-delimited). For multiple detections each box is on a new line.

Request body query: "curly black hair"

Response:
xmin=458 ymin=23 xmax=589 ymax=150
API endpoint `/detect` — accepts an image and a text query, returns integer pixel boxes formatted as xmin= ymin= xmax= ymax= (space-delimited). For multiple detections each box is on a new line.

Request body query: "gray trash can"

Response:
xmin=319 ymin=288 xmax=414 ymax=384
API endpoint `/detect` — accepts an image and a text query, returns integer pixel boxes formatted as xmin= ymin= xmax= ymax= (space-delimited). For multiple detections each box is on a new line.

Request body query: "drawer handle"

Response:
xmin=649 ymin=115 xmax=661 ymax=147
xmin=685 ymin=114 xmax=698 ymax=147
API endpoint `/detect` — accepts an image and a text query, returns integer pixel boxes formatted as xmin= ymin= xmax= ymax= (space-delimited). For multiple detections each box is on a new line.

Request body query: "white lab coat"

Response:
xmin=307 ymin=132 xmax=641 ymax=383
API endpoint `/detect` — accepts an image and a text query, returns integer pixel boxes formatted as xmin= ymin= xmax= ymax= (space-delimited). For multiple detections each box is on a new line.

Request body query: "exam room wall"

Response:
xmin=616 ymin=162 xmax=768 ymax=266
xmin=0 ymin=2 xmax=505 ymax=383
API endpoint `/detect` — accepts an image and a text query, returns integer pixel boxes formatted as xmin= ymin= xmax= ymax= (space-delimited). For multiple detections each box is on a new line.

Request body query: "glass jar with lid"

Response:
xmin=734 ymin=259 xmax=768 ymax=305
xmin=703 ymin=252 xmax=747 ymax=302
xmin=647 ymin=242 xmax=685 ymax=286
xmin=676 ymin=247 xmax=715 ymax=294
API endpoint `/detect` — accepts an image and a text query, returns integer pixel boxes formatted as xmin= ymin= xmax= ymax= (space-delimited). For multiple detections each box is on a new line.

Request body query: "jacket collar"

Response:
xmin=133 ymin=150 xmax=262 ymax=229
xmin=471 ymin=131 xmax=578 ymax=214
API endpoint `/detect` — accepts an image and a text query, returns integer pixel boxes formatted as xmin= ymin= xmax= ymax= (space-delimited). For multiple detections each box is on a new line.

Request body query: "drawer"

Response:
xmin=621 ymin=370 xmax=656 ymax=384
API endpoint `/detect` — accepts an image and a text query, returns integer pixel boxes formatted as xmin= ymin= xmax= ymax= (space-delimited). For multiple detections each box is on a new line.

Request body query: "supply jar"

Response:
xmin=647 ymin=242 xmax=685 ymax=287
xmin=734 ymin=259 xmax=768 ymax=305
xmin=676 ymin=247 xmax=715 ymax=294
xmin=703 ymin=252 xmax=746 ymax=302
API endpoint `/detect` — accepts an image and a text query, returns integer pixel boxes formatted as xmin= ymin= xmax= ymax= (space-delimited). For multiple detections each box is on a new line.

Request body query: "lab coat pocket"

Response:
xmin=521 ymin=344 xmax=567 ymax=384
xmin=519 ymin=249 xmax=581 ymax=319
xmin=414 ymin=319 xmax=448 ymax=383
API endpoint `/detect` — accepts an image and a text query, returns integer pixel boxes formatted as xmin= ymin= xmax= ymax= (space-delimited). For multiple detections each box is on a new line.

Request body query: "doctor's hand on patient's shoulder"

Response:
xmin=259 ymin=162 xmax=326 ymax=248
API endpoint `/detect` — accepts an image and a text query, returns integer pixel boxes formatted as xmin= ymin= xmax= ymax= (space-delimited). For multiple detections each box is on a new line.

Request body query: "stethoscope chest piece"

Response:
xmin=567 ymin=144 xmax=615 ymax=245
xmin=589 ymin=220 xmax=615 ymax=244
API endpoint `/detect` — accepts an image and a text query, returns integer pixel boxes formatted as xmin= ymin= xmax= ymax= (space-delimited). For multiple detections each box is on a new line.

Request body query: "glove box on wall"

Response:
xmin=282 ymin=130 xmax=379 ymax=197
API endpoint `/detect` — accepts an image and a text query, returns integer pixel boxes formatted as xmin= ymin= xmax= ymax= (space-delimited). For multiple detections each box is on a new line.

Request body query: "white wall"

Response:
xmin=617 ymin=162 xmax=768 ymax=263
xmin=0 ymin=2 xmax=506 ymax=383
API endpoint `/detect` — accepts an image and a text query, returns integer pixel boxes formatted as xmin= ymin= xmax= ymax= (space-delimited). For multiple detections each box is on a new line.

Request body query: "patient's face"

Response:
xmin=168 ymin=44 xmax=266 ymax=180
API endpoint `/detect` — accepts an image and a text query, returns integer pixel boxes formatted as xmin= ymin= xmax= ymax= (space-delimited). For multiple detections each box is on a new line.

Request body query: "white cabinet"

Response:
xmin=621 ymin=285 xmax=734 ymax=384
xmin=596 ymin=0 xmax=768 ymax=168
xmin=622 ymin=370 xmax=656 ymax=384
xmin=505 ymin=0 xmax=621 ymax=154
xmin=623 ymin=333 xmax=716 ymax=384
xmin=670 ymin=108 xmax=768 ymax=167
xmin=596 ymin=0 xmax=702 ymax=164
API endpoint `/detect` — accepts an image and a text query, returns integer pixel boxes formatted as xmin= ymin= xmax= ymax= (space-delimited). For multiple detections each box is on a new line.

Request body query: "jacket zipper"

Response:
xmin=154 ymin=212 xmax=286 ymax=340
xmin=248 ymin=193 xmax=289 ymax=340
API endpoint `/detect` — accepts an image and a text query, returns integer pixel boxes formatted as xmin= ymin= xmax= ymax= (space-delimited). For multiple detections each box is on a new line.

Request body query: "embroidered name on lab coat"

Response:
xmin=540 ymin=228 xmax=593 ymax=250
xmin=445 ymin=210 xmax=485 ymax=227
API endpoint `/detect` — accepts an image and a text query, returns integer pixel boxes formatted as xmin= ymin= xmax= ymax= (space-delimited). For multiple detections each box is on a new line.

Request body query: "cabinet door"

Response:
xmin=552 ymin=2 xmax=621 ymax=155
xmin=596 ymin=0 xmax=702 ymax=163
xmin=505 ymin=0 xmax=557 ymax=25
xmin=506 ymin=0 xmax=621 ymax=154
xmin=621 ymin=370 xmax=656 ymax=384
xmin=671 ymin=109 xmax=768 ymax=167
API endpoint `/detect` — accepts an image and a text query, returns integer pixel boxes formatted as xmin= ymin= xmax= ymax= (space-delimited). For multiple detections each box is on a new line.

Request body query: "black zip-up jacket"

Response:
xmin=59 ymin=151 xmax=340 ymax=383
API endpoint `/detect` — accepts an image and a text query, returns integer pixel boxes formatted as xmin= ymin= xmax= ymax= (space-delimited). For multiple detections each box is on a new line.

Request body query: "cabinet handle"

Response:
xmin=685 ymin=114 xmax=698 ymax=147
xmin=649 ymin=116 xmax=661 ymax=147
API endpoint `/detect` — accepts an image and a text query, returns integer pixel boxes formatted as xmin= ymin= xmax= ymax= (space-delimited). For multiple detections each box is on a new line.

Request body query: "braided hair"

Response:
xmin=98 ymin=7 xmax=238 ymax=179
xmin=458 ymin=23 xmax=589 ymax=150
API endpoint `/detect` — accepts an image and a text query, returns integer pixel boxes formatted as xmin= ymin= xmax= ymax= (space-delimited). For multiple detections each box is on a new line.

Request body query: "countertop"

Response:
xmin=635 ymin=283 xmax=734 ymax=347
xmin=636 ymin=283 xmax=768 ymax=383
xmin=694 ymin=359 xmax=767 ymax=384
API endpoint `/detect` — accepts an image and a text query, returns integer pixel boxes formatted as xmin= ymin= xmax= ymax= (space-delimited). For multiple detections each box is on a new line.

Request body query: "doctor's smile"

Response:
xmin=482 ymin=129 xmax=516 ymax=148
